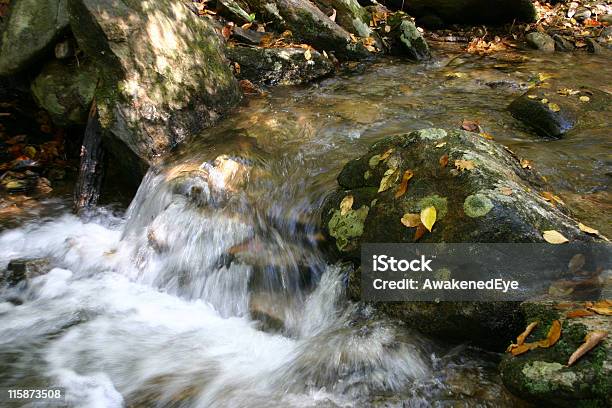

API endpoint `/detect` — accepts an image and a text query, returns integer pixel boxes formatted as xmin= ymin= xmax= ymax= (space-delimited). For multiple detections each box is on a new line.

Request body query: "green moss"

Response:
xmin=417 ymin=195 xmax=448 ymax=218
xmin=412 ymin=128 xmax=447 ymax=140
xmin=464 ymin=193 xmax=494 ymax=218
xmin=327 ymin=205 xmax=369 ymax=251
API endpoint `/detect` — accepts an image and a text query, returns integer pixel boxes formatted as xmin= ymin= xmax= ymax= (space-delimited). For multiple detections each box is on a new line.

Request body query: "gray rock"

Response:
xmin=232 ymin=26 xmax=266 ymax=45
xmin=387 ymin=13 xmax=430 ymax=61
xmin=526 ymin=32 xmax=555 ymax=53
xmin=586 ymin=38 xmax=603 ymax=54
xmin=500 ymin=299 xmax=611 ymax=407
xmin=553 ymin=34 xmax=575 ymax=52
xmin=30 ymin=59 xmax=98 ymax=125
xmin=68 ymin=0 xmax=241 ymax=163
xmin=313 ymin=0 xmax=374 ymax=38
xmin=0 ymin=0 xmax=69 ymax=75
xmin=243 ymin=0 xmax=372 ymax=60
xmin=226 ymin=46 xmax=334 ymax=86
xmin=508 ymin=87 xmax=611 ymax=138
xmin=321 ymin=128 xmax=597 ymax=346
xmin=573 ymin=7 xmax=591 ymax=21
xmin=4 ymin=258 xmax=51 ymax=286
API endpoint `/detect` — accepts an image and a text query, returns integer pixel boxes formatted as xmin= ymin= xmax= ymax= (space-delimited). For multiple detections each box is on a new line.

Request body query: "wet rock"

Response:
xmin=3 ymin=258 xmax=51 ymax=286
xmin=0 ymin=171 xmax=52 ymax=195
xmin=313 ymin=0 xmax=374 ymax=38
xmin=227 ymin=46 xmax=334 ymax=86
xmin=553 ymin=34 xmax=575 ymax=52
xmin=525 ymin=32 xmax=555 ymax=53
xmin=572 ymin=7 xmax=591 ymax=21
xmin=0 ymin=0 xmax=69 ymax=75
xmin=231 ymin=26 xmax=266 ymax=45
xmin=508 ymin=87 xmax=611 ymax=138
xmin=68 ymin=0 xmax=241 ymax=163
xmin=585 ymin=38 xmax=603 ymax=54
xmin=400 ymin=0 xmax=536 ymax=26
xmin=54 ymin=38 xmax=76 ymax=59
xmin=30 ymin=59 xmax=98 ymax=125
xmin=249 ymin=292 xmax=287 ymax=333
xmin=387 ymin=13 xmax=431 ymax=61
xmin=500 ymin=300 xmax=611 ymax=407
xmin=322 ymin=128 xmax=597 ymax=345
xmin=244 ymin=0 xmax=372 ymax=60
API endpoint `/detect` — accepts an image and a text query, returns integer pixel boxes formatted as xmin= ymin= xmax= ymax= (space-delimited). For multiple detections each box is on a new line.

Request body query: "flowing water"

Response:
xmin=0 ymin=49 xmax=610 ymax=407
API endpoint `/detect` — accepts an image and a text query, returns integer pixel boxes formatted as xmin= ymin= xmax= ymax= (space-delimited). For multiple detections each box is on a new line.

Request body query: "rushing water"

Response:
xmin=0 ymin=49 xmax=610 ymax=407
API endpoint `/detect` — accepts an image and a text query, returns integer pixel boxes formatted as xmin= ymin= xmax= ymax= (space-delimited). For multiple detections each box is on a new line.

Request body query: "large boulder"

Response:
xmin=321 ymin=128 xmax=598 ymax=346
xmin=313 ymin=0 xmax=374 ymax=38
xmin=500 ymin=300 xmax=611 ymax=407
xmin=509 ymin=87 xmax=612 ymax=138
xmin=0 ymin=0 xmax=69 ymax=76
xmin=386 ymin=12 xmax=430 ymax=60
xmin=226 ymin=45 xmax=334 ymax=86
xmin=244 ymin=0 xmax=372 ymax=60
xmin=30 ymin=59 xmax=98 ymax=125
xmin=68 ymin=0 xmax=241 ymax=162
xmin=383 ymin=0 xmax=536 ymax=26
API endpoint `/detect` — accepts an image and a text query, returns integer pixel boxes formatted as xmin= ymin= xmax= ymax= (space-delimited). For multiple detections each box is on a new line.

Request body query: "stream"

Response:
xmin=0 ymin=49 xmax=610 ymax=407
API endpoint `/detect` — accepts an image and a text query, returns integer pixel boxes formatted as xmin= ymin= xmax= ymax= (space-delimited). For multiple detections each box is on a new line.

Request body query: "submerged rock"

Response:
xmin=509 ymin=87 xmax=612 ymax=138
xmin=525 ymin=32 xmax=555 ymax=53
xmin=0 ymin=0 xmax=69 ymax=75
xmin=244 ymin=0 xmax=372 ymax=60
xmin=30 ymin=59 xmax=98 ymax=125
xmin=500 ymin=300 xmax=611 ymax=407
xmin=321 ymin=128 xmax=598 ymax=345
xmin=68 ymin=0 xmax=241 ymax=163
xmin=226 ymin=46 xmax=334 ymax=86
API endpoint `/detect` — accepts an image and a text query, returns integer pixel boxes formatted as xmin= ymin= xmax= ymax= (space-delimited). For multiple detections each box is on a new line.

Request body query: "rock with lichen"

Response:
xmin=68 ymin=0 xmax=241 ymax=163
xmin=321 ymin=128 xmax=598 ymax=346
xmin=385 ymin=12 xmax=431 ymax=61
xmin=500 ymin=299 xmax=611 ymax=407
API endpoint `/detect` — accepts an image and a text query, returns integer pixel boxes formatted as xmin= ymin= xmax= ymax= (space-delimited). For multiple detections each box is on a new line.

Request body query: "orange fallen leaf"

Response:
xmin=566 ymin=309 xmax=594 ymax=318
xmin=454 ymin=159 xmax=476 ymax=171
xmin=517 ymin=321 xmax=539 ymax=346
xmin=395 ymin=170 xmax=414 ymax=198
xmin=537 ymin=320 xmax=561 ymax=348
xmin=439 ymin=154 xmax=449 ymax=168
xmin=413 ymin=224 xmax=427 ymax=241
xmin=510 ymin=342 xmax=540 ymax=356
xmin=567 ymin=330 xmax=608 ymax=366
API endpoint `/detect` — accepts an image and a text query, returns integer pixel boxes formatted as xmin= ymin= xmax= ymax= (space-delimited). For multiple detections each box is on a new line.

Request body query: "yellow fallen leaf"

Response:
xmin=543 ymin=230 xmax=569 ymax=244
xmin=480 ymin=132 xmax=494 ymax=140
xmin=587 ymin=306 xmax=612 ymax=316
xmin=395 ymin=170 xmax=414 ymax=198
xmin=454 ymin=159 xmax=476 ymax=171
xmin=400 ymin=213 xmax=421 ymax=228
xmin=420 ymin=206 xmax=437 ymax=232
xmin=567 ymin=330 xmax=608 ymax=366
xmin=435 ymin=141 xmax=447 ymax=148
xmin=540 ymin=98 xmax=549 ymax=104
xmin=378 ymin=167 xmax=399 ymax=193
xmin=527 ymin=94 xmax=538 ymax=99
xmin=548 ymin=103 xmax=561 ymax=112
xmin=578 ymin=223 xmax=599 ymax=235
xmin=304 ymin=49 xmax=312 ymax=60
xmin=369 ymin=154 xmax=381 ymax=167
xmin=579 ymin=95 xmax=590 ymax=102
xmin=340 ymin=195 xmax=354 ymax=216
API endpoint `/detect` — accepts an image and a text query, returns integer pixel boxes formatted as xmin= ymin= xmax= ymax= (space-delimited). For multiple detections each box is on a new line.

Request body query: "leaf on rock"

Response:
xmin=509 ymin=342 xmax=540 ymax=356
xmin=537 ymin=320 xmax=562 ymax=348
xmin=378 ymin=167 xmax=399 ymax=193
xmin=567 ymin=330 xmax=608 ymax=366
xmin=413 ymin=224 xmax=427 ymax=241
xmin=480 ymin=132 xmax=494 ymax=140
xmin=454 ymin=159 xmax=476 ymax=171
xmin=587 ymin=306 xmax=612 ymax=316
xmin=401 ymin=213 xmax=421 ymax=228
xmin=517 ymin=321 xmax=539 ymax=346
xmin=543 ymin=230 xmax=569 ymax=244
xmin=395 ymin=170 xmax=414 ymax=198
xmin=380 ymin=148 xmax=394 ymax=161
xmin=579 ymin=96 xmax=590 ymax=102
xmin=500 ymin=187 xmax=513 ymax=196
xmin=461 ymin=119 xmax=480 ymax=133
xmin=340 ymin=195 xmax=354 ymax=216
xmin=520 ymin=159 xmax=533 ymax=169
xmin=566 ymin=309 xmax=594 ymax=318
xmin=369 ymin=154 xmax=382 ymax=167
xmin=548 ymin=103 xmax=561 ymax=112
xmin=439 ymin=154 xmax=449 ymax=168
xmin=578 ymin=223 xmax=599 ymax=235
xmin=420 ymin=206 xmax=437 ymax=232
xmin=304 ymin=49 xmax=312 ymax=60
xmin=435 ymin=141 xmax=447 ymax=148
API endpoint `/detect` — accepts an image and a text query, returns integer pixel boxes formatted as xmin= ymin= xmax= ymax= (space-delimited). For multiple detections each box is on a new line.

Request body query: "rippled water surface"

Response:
xmin=0 ymin=48 xmax=610 ymax=407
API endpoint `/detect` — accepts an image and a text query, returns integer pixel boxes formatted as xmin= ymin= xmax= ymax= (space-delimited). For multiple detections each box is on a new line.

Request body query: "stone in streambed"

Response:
xmin=322 ymin=128 xmax=598 ymax=346
xmin=226 ymin=46 xmax=334 ymax=86
xmin=313 ymin=0 xmax=374 ymax=39
xmin=0 ymin=0 xmax=69 ymax=75
xmin=525 ymin=32 xmax=555 ymax=53
xmin=3 ymin=258 xmax=51 ymax=286
xmin=68 ymin=0 xmax=241 ymax=163
xmin=508 ymin=87 xmax=611 ymax=138
xmin=553 ymin=34 xmax=575 ymax=52
xmin=30 ymin=59 xmax=98 ymax=125
xmin=500 ymin=300 xmax=611 ymax=407
xmin=386 ymin=13 xmax=431 ymax=61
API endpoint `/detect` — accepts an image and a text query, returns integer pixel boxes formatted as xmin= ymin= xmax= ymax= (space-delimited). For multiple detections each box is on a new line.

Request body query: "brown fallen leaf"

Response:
xmin=543 ymin=230 xmax=569 ymax=244
xmin=566 ymin=309 xmax=594 ymax=318
xmin=413 ymin=224 xmax=427 ymax=241
xmin=537 ymin=320 xmax=562 ymax=348
xmin=439 ymin=154 xmax=449 ymax=168
xmin=395 ymin=170 xmax=414 ymax=198
xmin=420 ymin=206 xmax=437 ymax=232
xmin=567 ymin=330 xmax=608 ymax=366
xmin=340 ymin=195 xmax=354 ymax=216
xmin=454 ymin=159 xmax=476 ymax=171
xmin=517 ymin=321 xmax=539 ymax=346
xmin=500 ymin=186 xmax=513 ymax=196
xmin=461 ymin=119 xmax=481 ymax=133
xmin=401 ymin=213 xmax=421 ymax=228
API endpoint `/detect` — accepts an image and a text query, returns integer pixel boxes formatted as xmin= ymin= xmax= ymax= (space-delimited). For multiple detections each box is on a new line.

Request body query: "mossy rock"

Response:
xmin=30 ymin=59 xmax=98 ymax=125
xmin=500 ymin=300 xmax=611 ymax=407
xmin=386 ymin=12 xmax=431 ymax=61
xmin=0 ymin=0 xmax=69 ymax=75
xmin=68 ymin=0 xmax=241 ymax=162
xmin=321 ymin=128 xmax=599 ymax=346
